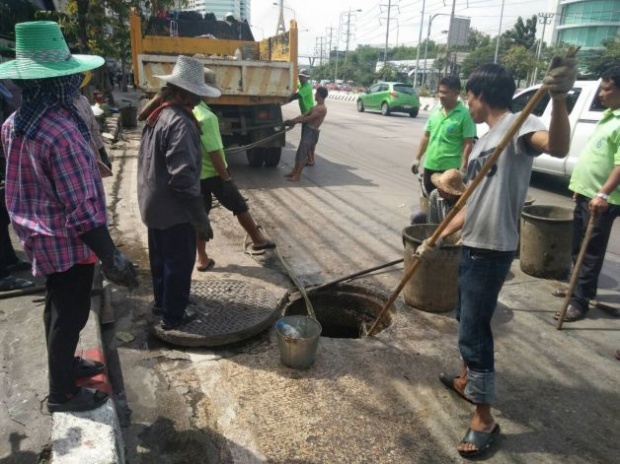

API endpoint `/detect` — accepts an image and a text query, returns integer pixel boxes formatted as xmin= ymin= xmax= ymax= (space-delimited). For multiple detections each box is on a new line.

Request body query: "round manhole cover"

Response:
xmin=152 ymin=279 xmax=284 ymax=347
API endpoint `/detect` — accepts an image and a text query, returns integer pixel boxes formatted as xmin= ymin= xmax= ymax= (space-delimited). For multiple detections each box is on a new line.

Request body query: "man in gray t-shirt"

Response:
xmin=417 ymin=60 xmax=576 ymax=458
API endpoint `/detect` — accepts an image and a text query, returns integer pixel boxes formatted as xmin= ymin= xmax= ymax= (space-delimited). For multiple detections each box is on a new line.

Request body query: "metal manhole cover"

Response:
xmin=152 ymin=279 xmax=285 ymax=347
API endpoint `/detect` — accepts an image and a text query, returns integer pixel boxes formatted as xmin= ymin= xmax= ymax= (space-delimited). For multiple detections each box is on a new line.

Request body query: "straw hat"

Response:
xmin=431 ymin=169 xmax=466 ymax=196
xmin=154 ymin=56 xmax=221 ymax=97
xmin=0 ymin=21 xmax=104 ymax=80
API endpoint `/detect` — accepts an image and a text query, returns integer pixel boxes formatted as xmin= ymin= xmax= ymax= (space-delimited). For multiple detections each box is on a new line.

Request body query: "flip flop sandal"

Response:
xmin=554 ymin=304 xmax=586 ymax=322
xmin=458 ymin=424 xmax=501 ymax=458
xmin=197 ymin=258 xmax=215 ymax=272
xmin=252 ymin=241 xmax=276 ymax=252
xmin=439 ymin=372 xmax=474 ymax=404
xmin=73 ymin=357 xmax=105 ymax=378
xmin=6 ymin=259 xmax=32 ymax=272
xmin=47 ymin=387 xmax=109 ymax=413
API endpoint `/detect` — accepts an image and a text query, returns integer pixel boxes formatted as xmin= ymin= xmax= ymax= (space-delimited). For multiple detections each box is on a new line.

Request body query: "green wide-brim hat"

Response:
xmin=0 ymin=21 xmax=104 ymax=80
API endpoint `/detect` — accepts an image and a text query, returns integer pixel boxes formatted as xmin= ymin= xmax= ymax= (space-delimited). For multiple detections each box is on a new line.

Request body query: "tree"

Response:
xmin=580 ymin=38 xmax=620 ymax=78
xmin=375 ymin=62 xmax=399 ymax=82
xmin=460 ymin=44 xmax=496 ymax=78
xmin=467 ymin=29 xmax=491 ymax=50
xmin=502 ymin=45 xmax=537 ymax=87
xmin=503 ymin=16 xmax=537 ymax=51
xmin=0 ymin=0 xmax=37 ymax=40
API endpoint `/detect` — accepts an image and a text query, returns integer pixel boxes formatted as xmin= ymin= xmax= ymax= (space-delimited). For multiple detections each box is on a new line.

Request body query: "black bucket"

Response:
xmin=520 ymin=205 xmax=573 ymax=278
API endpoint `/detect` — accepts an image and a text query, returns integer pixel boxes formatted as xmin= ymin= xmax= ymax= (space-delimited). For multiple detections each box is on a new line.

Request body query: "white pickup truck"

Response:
xmin=477 ymin=80 xmax=604 ymax=178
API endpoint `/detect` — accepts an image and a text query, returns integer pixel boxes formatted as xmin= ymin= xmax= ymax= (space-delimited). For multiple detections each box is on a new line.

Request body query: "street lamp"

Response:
xmin=421 ymin=13 xmax=450 ymax=86
xmin=273 ymin=2 xmax=296 ymax=19
xmin=334 ymin=8 xmax=362 ymax=84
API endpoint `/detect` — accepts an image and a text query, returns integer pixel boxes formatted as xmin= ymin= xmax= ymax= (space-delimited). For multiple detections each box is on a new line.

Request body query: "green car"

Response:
xmin=357 ymin=82 xmax=420 ymax=117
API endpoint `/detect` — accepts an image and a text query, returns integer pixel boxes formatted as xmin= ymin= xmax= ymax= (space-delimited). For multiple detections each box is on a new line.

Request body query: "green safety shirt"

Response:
xmin=193 ymin=101 xmax=226 ymax=179
xmin=423 ymin=101 xmax=476 ymax=171
xmin=298 ymin=80 xmax=314 ymax=114
xmin=569 ymin=107 xmax=620 ymax=205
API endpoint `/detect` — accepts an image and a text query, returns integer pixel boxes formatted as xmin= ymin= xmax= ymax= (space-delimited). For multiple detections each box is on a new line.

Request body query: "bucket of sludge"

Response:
xmin=402 ymin=225 xmax=462 ymax=313
xmin=520 ymin=205 xmax=573 ymax=279
xmin=276 ymin=316 xmax=322 ymax=369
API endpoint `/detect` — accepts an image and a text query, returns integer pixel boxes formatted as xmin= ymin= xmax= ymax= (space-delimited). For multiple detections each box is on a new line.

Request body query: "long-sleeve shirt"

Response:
xmin=137 ymin=106 xmax=202 ymax=229
xmin=1 ymin=107 xmax=107 ymax=276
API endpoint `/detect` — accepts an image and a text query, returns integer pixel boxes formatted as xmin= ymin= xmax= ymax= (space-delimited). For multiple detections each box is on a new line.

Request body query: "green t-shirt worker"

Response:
xmin=290 ymin=69 xmax=314 ymax=114
xmin=554 ymin=66 xmax=620 ymax=325
xmin=412 ymin=76 xmax=476 ymax=195
xmin=192 ymin=69 xmax=275 ymax=272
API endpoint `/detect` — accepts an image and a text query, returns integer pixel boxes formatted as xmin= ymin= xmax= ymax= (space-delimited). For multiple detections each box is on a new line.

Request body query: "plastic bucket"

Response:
xmin=402 ymin=225 xmax=461 ymax=313
xmin=276 ymin=316 xmax=322 ymax=369
xmin=520 ymin=205 xmax=573 ymax=278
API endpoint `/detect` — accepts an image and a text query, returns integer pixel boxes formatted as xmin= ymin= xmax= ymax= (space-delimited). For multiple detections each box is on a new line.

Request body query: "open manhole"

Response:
xmin=283 ymin=284 xmax=393 ymax=339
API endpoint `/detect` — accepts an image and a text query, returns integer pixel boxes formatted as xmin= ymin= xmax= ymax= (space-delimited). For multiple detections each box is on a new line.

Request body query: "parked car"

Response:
xmin=356 ymin=82 xmax=420 ymax=117
xmin=476 ymin=80 xmax=604 ymax=178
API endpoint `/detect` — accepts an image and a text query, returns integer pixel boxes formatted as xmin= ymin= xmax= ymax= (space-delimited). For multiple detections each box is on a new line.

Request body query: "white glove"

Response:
xmin=543 ymin=55 xmax=578 ymax=99
xmin=415 ymin=237 xmax=444 ymax=261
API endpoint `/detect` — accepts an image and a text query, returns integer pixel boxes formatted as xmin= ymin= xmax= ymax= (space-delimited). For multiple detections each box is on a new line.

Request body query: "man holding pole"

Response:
xmin=418 ymin=58 xmax=576 ymax=457
xmin=553 ymin=66 xmax=620 ymax=323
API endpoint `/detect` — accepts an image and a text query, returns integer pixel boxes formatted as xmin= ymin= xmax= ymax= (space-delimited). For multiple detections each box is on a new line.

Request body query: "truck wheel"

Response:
xmin=247 ymin=148 xmax=265 ymax=167
xmin=264 ymin=147 xmax=281 ymax=167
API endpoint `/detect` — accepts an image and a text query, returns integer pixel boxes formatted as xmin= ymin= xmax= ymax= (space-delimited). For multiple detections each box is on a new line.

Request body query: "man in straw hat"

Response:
xmin=411 ymin=168 xmax=466 ymax=225
xmin=416 ymin=57 xmax=577 ymax=457
xmin=192 ymin=68 xmax=275 ymax=272
xmin=0 ymin=21 xmax=139 ymax=413
xmin=137 ymin=55 xmax=216 ymax=331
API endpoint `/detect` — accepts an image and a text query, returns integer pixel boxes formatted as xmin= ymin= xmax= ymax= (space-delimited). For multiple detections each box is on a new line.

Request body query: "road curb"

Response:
xmin=51 ymin=269 xmax=125 ymax=464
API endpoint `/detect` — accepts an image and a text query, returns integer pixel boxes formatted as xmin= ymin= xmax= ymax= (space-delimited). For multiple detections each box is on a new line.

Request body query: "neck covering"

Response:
xmin=138 ymin=85 xmax=200 ymax=129
xmin=14 ymin=74 xmax=90 ymax=140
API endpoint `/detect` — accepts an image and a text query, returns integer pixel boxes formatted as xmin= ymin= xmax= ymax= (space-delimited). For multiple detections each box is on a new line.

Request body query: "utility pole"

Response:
xmin=494 ymin=0 xmax=506 ymax=63
xmin=326 ymin=26 xmax=334 ymax=60
xmin=445 ymin=0 xmax=457 ymax=75
xmin=414 ymin=0 xmax=426 ymax=87
xmin=276 ymin=0 xmax=285 ymax=34
xmin=531 ymin=12 xmax=555 ymax=85
xmin=381 ymin=0 xmax=392 ymax=64
xmin=344 ymin=11 xmax=353 ymax=63
xmin=316 ymin=37 xmax=325 ymax=66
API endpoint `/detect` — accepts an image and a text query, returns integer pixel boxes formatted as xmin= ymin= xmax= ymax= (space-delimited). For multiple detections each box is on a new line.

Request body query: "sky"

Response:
xmin=251 ymin=0 xmax=559 ymax=64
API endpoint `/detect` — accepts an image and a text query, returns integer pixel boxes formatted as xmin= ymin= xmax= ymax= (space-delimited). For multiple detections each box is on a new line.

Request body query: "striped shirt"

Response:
xmin=1 ymin=107 xmax=107 ymax=276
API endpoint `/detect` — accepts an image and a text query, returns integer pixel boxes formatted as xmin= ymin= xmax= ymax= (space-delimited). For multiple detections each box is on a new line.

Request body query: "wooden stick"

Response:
xmin=556 ymin=213 xmax=596 ymax=330
xmin=307 ymin=259 xmax=403 ymax=294
xmin=365 ymin=46 xmax=580 ymax=337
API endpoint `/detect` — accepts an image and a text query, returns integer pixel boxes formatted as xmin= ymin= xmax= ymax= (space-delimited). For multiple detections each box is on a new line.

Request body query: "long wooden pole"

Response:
xmin=556 ymin=213 xmax=596 ymax=330
xmin=366 ymin=47 xmax=579 ymax=337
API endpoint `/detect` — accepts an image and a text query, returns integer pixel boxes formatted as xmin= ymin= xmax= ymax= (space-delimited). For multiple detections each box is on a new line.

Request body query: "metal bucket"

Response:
xmin=515 ymin=195 xmax=536 ymax=258
xmin=276 ymin=316 xmax=322 ymax=369
xmin=520 ymin=205 xmax=573 ymax=278
xmin=402 ymin=225 xmax=461 ymax=313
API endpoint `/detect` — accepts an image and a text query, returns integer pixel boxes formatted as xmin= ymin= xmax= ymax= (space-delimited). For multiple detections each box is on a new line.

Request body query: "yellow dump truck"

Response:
xmin=129 ymin=10 xmax=298 ymax=167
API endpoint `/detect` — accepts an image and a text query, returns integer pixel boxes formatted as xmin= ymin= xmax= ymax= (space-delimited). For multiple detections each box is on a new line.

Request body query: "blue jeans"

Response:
xmin=148 ymin=223 xmax=196 ymax=325
xmin=456 ymin=246 xmax=514 ymax=404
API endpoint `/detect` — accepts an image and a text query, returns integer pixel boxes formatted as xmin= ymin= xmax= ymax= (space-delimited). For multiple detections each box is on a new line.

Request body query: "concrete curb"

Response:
xmin=51 ymin=269 xmax=125 ymax=464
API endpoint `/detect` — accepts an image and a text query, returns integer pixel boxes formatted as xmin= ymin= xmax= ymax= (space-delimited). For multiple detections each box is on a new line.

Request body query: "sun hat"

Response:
xmin=203 ymin=68 xmax=222 ymax=93
xmin=431 ymin=169 xmax=466 ymax=196
xmin=299 ymin=69 xmax=311 ymax=78
xmin=154 ymin=56 xmax=222 ymax=97
xmin=0 ymin=21 xmax=104 ymax=80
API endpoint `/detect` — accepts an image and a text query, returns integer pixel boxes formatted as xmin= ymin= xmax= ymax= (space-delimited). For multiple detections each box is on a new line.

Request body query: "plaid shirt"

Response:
xmin=1 ymin=107 xmax=107 ymax=276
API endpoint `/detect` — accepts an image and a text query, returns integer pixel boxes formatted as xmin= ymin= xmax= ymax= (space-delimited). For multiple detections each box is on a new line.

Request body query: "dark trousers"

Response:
xmin=44 ymin=264 xmax=95 ymax=401
xmin=570 ymin=196 xmax=620 ymax=312
xmin=0 ymin=224 xmax=18 ymax=279
xmin=422 ymin=168 xmax=443 ymax=196
xmin=148 ymin=223 xmax=196 ymax=324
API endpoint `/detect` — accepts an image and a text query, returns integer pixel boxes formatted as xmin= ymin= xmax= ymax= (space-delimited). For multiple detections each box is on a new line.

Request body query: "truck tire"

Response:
xmin=247 ymin=147 xmax=265 ymax=167
xmin=264 ymin=147 xmax=281 ymax=167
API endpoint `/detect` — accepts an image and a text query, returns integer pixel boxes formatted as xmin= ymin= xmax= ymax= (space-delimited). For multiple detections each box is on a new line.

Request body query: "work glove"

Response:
xmin=80 ymin=225 xmax=139 ymax=289
xmin=415 ymin=237 xmax=444 ymax=261
xmin=283 ymin=119 xmax=296 ymax=128
xmin=411 ymin=160 xmax=420 ymax=175
xmin=543 ymin=54 xmax=578 ymax=100
xmin=181 ymin=196 xmax=214 ymax=242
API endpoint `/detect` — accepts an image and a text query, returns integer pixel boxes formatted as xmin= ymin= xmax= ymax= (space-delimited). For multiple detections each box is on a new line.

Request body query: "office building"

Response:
xmin=553 ymin=0 xmax=620 ymax=50
xmin=183 ymin=0 xmax=251 ymax=22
